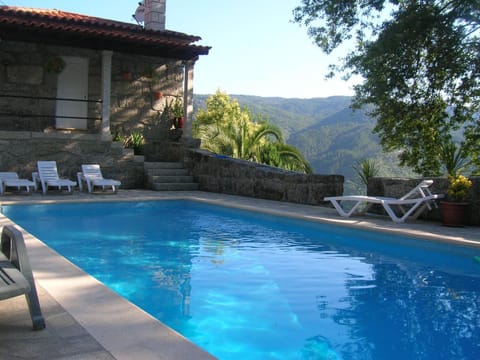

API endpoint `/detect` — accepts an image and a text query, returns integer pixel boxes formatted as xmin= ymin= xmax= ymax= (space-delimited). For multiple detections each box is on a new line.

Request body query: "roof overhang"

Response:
xmin=0 ymin=6 xmax=211 ymax=60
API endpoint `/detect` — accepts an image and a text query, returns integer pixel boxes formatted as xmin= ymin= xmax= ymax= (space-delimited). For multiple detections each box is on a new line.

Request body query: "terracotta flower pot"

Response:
xmin=120 ymin=71 xmax=132 ymax=80
xmin=153 ymin=91 xmax=163 ymax=100
xmin=440 ymin=201 xmax=468 ymax=227
xmin=176 ymin=117 xmax=185 ymax=128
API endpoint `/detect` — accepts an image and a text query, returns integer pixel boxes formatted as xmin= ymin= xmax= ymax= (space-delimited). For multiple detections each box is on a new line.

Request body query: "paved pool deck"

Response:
xmin=0 ymin=190 xmax=479 ymax=359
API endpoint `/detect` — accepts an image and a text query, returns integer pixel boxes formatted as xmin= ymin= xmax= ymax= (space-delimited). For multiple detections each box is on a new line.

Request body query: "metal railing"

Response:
xmin=0 ymin=94 xmax=102 ymax=131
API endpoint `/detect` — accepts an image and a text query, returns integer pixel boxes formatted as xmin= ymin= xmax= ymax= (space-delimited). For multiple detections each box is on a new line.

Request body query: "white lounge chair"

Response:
xmin=0 ymin=225 xmax=45 ymax=330
xmin=79 ymin=164 xmax=121 ymax=193
xmin=37 ymin=161 xmax=77 ymax=194
xmin=0 ymin=172 xmax=36 ymax=195
xmin=324 ymin=180 xmax=443 ymax=223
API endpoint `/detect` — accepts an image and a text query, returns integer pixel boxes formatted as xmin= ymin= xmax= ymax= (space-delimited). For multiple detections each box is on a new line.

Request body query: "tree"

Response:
xmin=194 ymin=91 xmax=313 ymax=173
xmin=293 ymin=0 xmax=480 ymax=176
xmin=259 ymin=142 xmax=314 ymax=173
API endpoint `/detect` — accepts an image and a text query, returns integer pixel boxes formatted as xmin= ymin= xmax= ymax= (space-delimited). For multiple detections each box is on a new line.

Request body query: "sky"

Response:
xmin=2 ymin=0 xmax=361 ymax=98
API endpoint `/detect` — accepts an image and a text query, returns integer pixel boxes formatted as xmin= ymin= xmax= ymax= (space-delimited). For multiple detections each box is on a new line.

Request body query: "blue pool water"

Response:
xmin=2 ymin=200 xmax=480 ymax=360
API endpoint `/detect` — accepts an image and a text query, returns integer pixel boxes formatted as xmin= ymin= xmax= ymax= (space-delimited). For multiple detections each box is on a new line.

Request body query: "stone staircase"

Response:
xmin=144 ymin=162 xmax=199 ymax=191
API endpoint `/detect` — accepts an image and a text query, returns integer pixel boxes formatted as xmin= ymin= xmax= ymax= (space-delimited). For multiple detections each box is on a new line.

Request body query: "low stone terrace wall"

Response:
xmin=184 ymin=152 xmax=478 ymax=226
xmin=184 ymin=149 xmax=344 ymax=205
xmin=368 ymin=177 xmax=480 ymax=226
xmin=0 ymin=133 xmax=144 ymax=189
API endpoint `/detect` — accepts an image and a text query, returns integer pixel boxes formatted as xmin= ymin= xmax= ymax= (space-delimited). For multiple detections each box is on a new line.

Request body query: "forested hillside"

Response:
xmin=193 ymin=94 xmax=415 ymax=193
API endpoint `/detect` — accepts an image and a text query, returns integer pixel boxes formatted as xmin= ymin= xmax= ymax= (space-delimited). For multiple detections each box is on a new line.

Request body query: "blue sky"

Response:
xmin=3 ymin=0 xmax=360 ymax=98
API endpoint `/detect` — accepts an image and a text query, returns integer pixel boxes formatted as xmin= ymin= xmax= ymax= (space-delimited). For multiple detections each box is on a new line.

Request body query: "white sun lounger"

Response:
xmin=0 ymin=172 xmax=36 ymax=195
xmin=37 ymin=161 xmax=77 ymax=194
xmin=324 ymin=180 xmax=444 ymax=223
xmin=79 ymin=164 xmax=121 ymax=193
xmin=0 ymin=225 xmax=45 ymax=330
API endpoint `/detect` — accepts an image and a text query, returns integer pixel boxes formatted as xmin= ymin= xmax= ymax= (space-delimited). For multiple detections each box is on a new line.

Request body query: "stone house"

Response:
xmin=0 ymin=1 xmax=210 ymax=187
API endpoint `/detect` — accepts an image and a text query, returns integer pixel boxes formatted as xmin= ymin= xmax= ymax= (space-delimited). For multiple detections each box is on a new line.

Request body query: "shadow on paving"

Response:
xmin=0 ymin=284 xmax=115 ymax=360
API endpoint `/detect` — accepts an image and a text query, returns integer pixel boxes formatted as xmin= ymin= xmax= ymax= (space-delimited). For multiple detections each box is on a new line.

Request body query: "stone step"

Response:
xmin=111 ymin=141 xmax=124 ymax=150
xmin=152 ymin=182 xmax=199 ymax=191
xmin=146 ymin=168 xmax=189 ymax=176
xmin=133 ymin=155 xmax=145 ymax=163
xmin=121 ymin=148 xmax=134 ymax=157
xmin=144 ymin=162 xmax=184 ymax=170
xmin=149 ymin=175 xmax=195 ymax=183
xmin=143 ymin=161 xmax=198 ymax=191
xmin=119 ymin=153 xmax=135 ymax=162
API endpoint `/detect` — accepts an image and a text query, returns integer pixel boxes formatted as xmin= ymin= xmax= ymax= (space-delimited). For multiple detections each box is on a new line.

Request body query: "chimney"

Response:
xmin=144 ymin=0 xmax=166 ymax=31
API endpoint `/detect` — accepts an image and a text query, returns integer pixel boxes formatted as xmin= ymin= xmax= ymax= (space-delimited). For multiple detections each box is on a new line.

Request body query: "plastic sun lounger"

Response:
xmin=79 ymin=164 xmax=121 ymax=193
xmin=0 ymin=225 xmax=45 ymax=330
xmin=0 ymin=172 xmax=36 ymax=195
xmin=324 ymin=180 xmax=444 ymax=223
xmin=37 ymin=161 xmax=77 ymax=195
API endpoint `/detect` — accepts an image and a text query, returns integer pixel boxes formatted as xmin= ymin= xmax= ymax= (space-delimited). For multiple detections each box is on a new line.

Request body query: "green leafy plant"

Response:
xmin=354 ymin=158 xmax=380 ymax=189
xmin=115 ymin=130 xmax=144 ymax=155
xmin=172 ymin=97 xmax=184 ymax=118
xmin=447 ymin=174 xmax=472 ymax=202
xmin=440 ymin=141 xmax=470 ymax=177
xmin=143 ymin=65 xmax=156 ymax=79
xmin=45 ymin=56 xmax=65 ymax=73
xmin=128 ymin=130 xmax=145 ymax=155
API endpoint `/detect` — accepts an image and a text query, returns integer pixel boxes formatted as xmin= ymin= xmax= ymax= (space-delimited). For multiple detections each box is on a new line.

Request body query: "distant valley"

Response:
xmin=193 ymin=94 xmax=415 ymax=193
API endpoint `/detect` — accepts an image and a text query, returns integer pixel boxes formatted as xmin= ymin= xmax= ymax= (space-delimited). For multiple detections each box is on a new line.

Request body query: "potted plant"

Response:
xmin=153 ymin=91 xmax=163 ymax=100
xmin=172 ymin=97 xmax=184 ymax=128
xmin=120 ymin=70 xmax=132 ymax=80
xmin=45 ymin=56 xmax=66 ymax=73
xmin=440 ymin=174 xmax=472 ymax=227
xmin=115 ymin=130 xmax=144 ymax=155
xmin=143 ymin=65 xmax=155 ymax=79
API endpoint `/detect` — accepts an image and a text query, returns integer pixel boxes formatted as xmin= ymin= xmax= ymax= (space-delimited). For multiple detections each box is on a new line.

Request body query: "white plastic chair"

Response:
xmin=324 ymin=180 xmax=444 ymax=223
xmin=80 ymin=164 xmax=121 ymax=193
xmin=0 ymin=172 xmax=36 ymax=195
xmin=37 ymin=161 xmax=77 ymax=194
xmin=0 ymin=225 xmax=45 ymax=330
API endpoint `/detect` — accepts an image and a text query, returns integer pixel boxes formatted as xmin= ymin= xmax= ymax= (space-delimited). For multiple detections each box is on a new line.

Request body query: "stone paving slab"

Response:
xmin=0 ymin=285 xmax=115 ymax=360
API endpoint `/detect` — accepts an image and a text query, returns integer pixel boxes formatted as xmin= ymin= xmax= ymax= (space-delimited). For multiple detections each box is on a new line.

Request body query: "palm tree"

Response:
xmin=194 ymin=92 xmax=313 ymax=174
xmin=258 ymin=142 xmax=313 ymax=174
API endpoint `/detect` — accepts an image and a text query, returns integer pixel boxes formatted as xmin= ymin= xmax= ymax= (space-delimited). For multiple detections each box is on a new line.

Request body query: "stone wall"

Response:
xmin=367 ymin=177 xmax=480 ymax=225
xmin=0 ymin=39 xmax=185 ymax=139
xmin=110 ymin=53 xmax=185 ymax=137
xmin=0 ymin=42 xmax=102 ymax=132
xmin=184 ymin=149 xmax=344 ymax=204
xmin=0 ymin=134 xmax=144 ymax=189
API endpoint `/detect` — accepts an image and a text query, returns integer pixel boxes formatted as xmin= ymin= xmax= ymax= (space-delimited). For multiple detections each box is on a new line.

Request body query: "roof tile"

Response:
xmin=0 ymin=6 xmax=210 ymax=59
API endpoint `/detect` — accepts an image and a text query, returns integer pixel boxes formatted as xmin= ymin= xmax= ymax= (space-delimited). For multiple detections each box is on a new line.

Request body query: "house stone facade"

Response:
xmin=0 ymin=3 xmax=210 ymax=186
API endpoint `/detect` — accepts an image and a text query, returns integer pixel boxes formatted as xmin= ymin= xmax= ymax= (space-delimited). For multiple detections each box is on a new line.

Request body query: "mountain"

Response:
xmin=193 ymin=94 xmax=415 ymax=193
xmin=193 ymin=95 xmax=351 ymax=139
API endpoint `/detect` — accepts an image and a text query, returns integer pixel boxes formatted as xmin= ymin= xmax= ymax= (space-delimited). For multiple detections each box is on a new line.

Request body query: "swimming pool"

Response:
xmin=2 ymin=200 xmax=479 ymax=360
